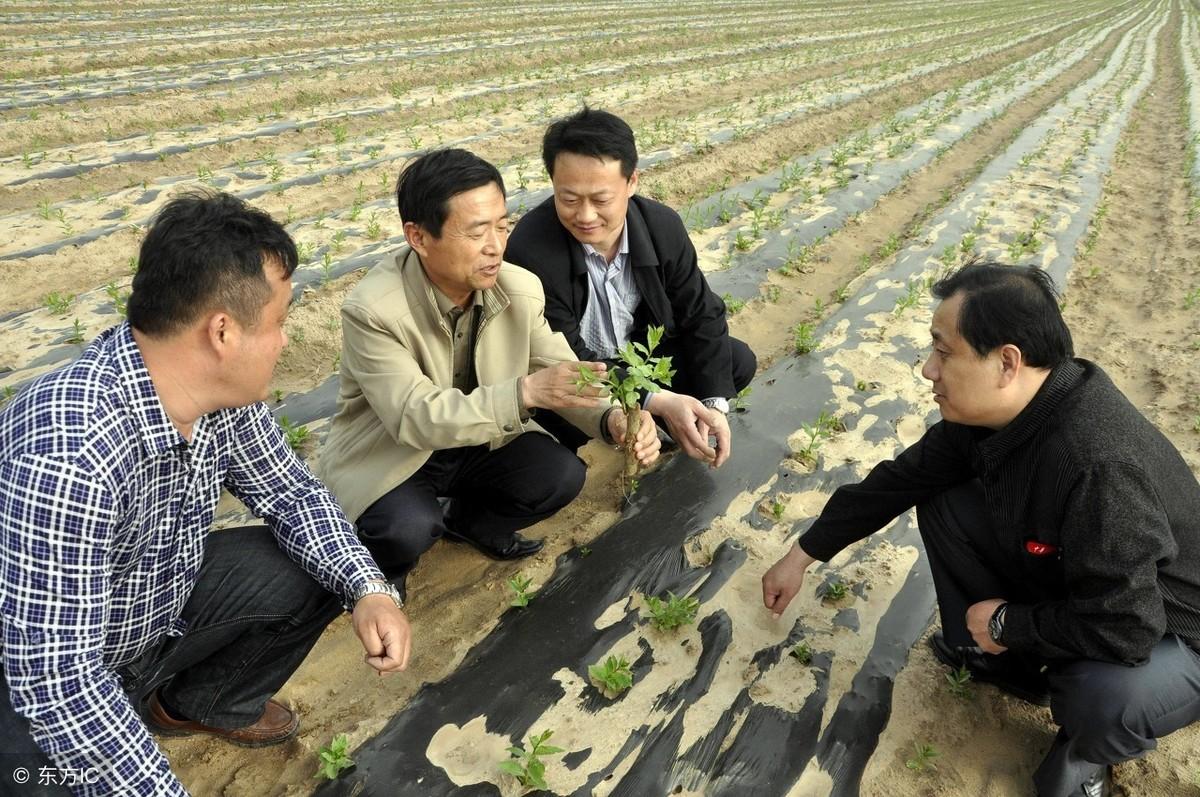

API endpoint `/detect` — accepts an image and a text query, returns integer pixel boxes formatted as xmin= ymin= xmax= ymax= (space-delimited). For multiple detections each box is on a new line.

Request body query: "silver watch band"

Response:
xmin=349 ymin=579 xmax=404 ymax=610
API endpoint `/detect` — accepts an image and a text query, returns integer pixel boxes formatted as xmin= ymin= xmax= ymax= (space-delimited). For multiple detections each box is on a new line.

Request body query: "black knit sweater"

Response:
xmin=798 ymin=359 xmax=1200 ymax=665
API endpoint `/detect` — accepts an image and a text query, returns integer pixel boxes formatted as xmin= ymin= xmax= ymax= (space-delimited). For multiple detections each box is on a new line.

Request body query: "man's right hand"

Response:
xmin=522 ymin=361 xmax=608 ymax=410
xmin=650 ymin=390 xmax=731 ymax=467
xmin=762 ymin=544 xmax=818 ymax=618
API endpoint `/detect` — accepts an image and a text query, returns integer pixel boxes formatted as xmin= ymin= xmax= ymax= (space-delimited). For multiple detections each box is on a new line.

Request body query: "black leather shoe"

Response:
xmin=442 ymin=529 xmax=544 ymax=560
xmin=928 ymin=631 xmax=1051 ymax=706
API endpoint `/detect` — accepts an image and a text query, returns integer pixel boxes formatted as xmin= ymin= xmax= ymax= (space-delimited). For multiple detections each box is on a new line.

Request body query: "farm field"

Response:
xmin=3 ymin=0 xmax=1200 ymax=795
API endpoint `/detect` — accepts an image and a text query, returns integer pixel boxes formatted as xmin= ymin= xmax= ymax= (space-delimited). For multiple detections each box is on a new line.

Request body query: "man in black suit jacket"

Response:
xmin=505 ymin=108 xmax=756 ymax=467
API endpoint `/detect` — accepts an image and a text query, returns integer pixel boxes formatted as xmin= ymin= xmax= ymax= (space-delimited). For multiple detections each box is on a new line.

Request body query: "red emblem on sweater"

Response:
xmin=1024 ymin=539 xmax=1058 ymax=556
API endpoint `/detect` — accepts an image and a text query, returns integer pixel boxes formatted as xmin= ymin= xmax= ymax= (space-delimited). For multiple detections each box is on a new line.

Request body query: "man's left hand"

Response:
xmin=606 ymin=408 xmax=661 ymax=466
xmin=352 ymin=594 xmax=412 ymax=674
xmin=966 ymin=598 xmax=1008 ymax=654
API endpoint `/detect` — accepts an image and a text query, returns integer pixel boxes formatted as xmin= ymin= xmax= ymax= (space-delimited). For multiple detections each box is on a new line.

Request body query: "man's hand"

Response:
xmin=606 ymin=408 xmax=661 ymax=466
xmin=522 ymin=361 xmax=608 ymax=410
xmin=762 ymin=544 xmax=818 ymax=618
xmin=352 ymin=594 xmax=412 ymax=674
xmin=966 ymin=598 xmax=1008 ymax=654
xmin=650 ymin=390 xmax=731 ymax=468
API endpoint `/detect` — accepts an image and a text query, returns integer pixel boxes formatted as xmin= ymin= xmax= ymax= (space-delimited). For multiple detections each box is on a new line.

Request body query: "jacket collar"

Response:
xmin=398 ymin=245 xmax=509 ymax=334
xmin=975 ymin=358 xmax=1084 ymax=468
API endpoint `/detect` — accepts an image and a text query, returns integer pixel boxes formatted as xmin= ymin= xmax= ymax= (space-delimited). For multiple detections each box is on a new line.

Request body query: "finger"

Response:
xmin=713 ymin=423 xmax=732 ymax=468
xmin=674 ymin=418 xmax=712 ymax=459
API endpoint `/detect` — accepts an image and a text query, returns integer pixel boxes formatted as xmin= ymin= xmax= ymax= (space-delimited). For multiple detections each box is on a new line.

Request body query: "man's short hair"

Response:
xmin=395 ymin=149 xmax=505 ymax=238
xmin=542 ymin=107 xmax=638 ymax=180
xmin=931 ymin=261 xmax=1074 ymax=368
xmin=128 ymin=190 xmax=298 ymax=337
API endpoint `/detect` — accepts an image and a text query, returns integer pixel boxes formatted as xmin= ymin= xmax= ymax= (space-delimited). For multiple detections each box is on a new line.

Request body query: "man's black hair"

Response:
xmin=931 ymin=260 xmax=1074 ymax=368
xmin=128 ymin=190 xmax=297 ymax=337
xmin=542 ymin=107 xmax=638 ymax=179
xmin=395 ymin=148 xmax=505 ymax=238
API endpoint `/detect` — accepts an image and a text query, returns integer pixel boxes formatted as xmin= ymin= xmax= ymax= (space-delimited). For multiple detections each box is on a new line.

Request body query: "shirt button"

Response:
xmin=503 ymin=424 xmax=515 ymax=432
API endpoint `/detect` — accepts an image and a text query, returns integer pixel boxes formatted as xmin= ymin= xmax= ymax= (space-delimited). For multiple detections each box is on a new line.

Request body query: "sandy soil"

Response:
xmin=2 ymin=2 xmax=1198 ymax=796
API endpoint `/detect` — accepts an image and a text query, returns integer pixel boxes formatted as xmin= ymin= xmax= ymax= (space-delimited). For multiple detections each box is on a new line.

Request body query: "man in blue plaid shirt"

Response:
xmin=0 ymin=192 xmax=411 ymax=796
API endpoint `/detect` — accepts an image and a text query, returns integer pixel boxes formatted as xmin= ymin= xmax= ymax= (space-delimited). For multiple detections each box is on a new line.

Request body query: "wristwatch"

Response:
xmin=988 ymin=602 xmax=1009 ymax=644
xmin=701 ymin=397 xmax=730 ymax=415
xmin=349 ymin=579 xmax=404 ymax=610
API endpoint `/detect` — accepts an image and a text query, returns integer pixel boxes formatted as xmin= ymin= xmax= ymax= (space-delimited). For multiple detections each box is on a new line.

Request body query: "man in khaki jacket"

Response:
xmin=320 ymin=149 xmax=658 ymax=596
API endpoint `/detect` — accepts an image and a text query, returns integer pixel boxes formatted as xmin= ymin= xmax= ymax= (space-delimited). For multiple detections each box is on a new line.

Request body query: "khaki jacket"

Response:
xmin=319 ymin=246 xmax=606 ymax=523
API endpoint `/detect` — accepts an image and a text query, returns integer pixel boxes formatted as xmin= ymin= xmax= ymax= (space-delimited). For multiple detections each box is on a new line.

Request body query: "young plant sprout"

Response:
xmin=575 ymin=325 xmax=674 ymax=479
xmin=823 ymin=580 xmax=848 ymax=602
xmin=793 ymin=322 xmax=818 ymax=354
xmin=588 ymin=655 xmax=634 ymax=698
xmin=789 ymin=642 xmax=813 ymax=665
xmin=278 ymin=416 xmax=310 ymax=452
xmin=315 ymin=733 xmax=355 ymax=780
xmin=644 ymin=591 xmax=700 ymax=631
xmin=731 ymin=385 xmax=752 ymax=412
xmin=906 ymin=741 xmax=940 ymax=772
xmin=508 ymin=574 xmax=535 ymax=608
xmin=945 ymin=664 xmax=973 ymax=700
xmin=499 ymin=729 xmax=563 ymax=792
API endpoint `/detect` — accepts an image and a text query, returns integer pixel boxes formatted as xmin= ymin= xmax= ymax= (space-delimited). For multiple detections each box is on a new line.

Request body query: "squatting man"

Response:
xmin=762 ymin=262 xmax=1200 ymax=797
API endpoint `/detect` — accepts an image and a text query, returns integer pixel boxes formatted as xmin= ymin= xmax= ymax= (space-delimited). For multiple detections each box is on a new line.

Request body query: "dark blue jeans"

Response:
xmin=918 ymin=482 xmax=1200 ymax=797
xmin=0 ymin=526 xmax=343 ymax=795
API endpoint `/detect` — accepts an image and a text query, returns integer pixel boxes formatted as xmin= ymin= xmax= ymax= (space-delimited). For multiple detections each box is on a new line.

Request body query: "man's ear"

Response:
xmin=404 ymin=222 xmax=430 ymax=258
xmin=997 ymin=343 xmax=1023 ymax=387
xmin=627 ymin=169 xmax=639 ymax=195
xmin=205 ymin=311 xmax=236 ymax=359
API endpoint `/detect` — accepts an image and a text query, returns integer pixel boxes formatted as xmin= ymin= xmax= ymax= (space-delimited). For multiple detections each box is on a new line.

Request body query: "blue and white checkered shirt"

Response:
xmin=0 ymin=323 xmax=383 ymax=796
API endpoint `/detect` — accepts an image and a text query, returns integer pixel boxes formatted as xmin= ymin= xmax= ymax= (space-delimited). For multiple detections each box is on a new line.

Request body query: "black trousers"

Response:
xmin=918 ymin=482 xmax=1200 ymax=797
xmin=355 ymin=432 xmax=586 ymax=587
xmin=0 ymin=526 xmax=342 ymax=796
xmin=539 ymin=335 xmax=757 ymax=452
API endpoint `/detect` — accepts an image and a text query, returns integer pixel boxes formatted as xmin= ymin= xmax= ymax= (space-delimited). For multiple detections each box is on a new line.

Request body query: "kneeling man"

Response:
xmin=762 ymin=262 xmax=1200 ymax=797
xmin=505 ymin=108 xmax=756 ymax=468
xmin=0 ymin=191 xmax=409 ymax=796
xmin=320 ymin=149 xmax=657 ymax=596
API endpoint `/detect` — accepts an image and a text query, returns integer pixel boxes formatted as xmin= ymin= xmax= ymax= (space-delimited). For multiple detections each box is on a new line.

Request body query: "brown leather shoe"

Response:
xmin=145 ymin=690 xmax=299 ymax=748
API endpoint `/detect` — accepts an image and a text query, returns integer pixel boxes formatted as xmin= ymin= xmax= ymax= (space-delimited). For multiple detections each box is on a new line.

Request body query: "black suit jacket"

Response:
xmin=505 ymin=194 xmax=735 ymax=398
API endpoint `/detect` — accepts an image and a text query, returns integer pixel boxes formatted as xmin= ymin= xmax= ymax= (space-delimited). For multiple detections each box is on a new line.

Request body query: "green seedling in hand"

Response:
xmin=588 ymin=655 xmax=633 ymax=698
xmin=645 ymin=591 xmax=700 ymax=631
xmin=575 ymin=325 xmax=674 ymax=479
xmin=498 ymin=729 xmax=563 ymax=791
xmin=315 ymin=733 xmax=355 ymax=780
xmin=508 ymin=574 xmax=535 ymax=608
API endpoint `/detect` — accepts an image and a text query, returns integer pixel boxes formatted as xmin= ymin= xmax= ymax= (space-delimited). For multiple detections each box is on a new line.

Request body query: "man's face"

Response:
xmin=408 ymin=182 xmax=509 ymax=305
xmin=230 ymin=259 xmax=291 ymax=404
xmin=550 ymin=153 xmax=637 ymax=261
xmin=921 ymin=292 xmax=1006 ymax=427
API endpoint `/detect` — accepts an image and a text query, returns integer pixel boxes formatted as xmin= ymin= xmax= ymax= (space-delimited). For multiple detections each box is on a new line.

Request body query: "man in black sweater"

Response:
xmin=762 ymin=263 xmax=1200 ymax=797
xmin=505 ymin=108 xmax=755 ymax=468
